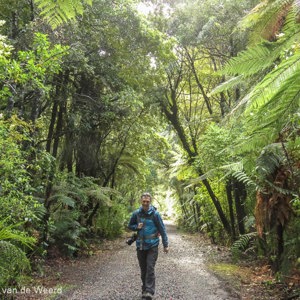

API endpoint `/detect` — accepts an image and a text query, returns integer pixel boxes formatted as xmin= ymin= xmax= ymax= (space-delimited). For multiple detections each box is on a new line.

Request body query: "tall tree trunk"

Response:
xmin=161 ymin=98 xmax=232 ymax=236
xmin=160 ymin=66 xmax=232 ymax=236
xmin=52 ymin=101 xmax=64 ymax=158
xmin=11 ymin=11 xmax=18 ymax=39
xmin=275 ymin=223 xmax=284 ymax=271
xmin=233 ymin=179 xmax=246 ymax=235
xmin=226 ymin=179 xmax=236 ymax=239
xmin=43 ymin=74 xmax=66 ymax=243
xmin=46 ymin=100 xmax=58 ymax=153
xmin=30 ymin=91 xmax=42 ymax=124
xmin=201 ymin=176 xmax=232 ymax=236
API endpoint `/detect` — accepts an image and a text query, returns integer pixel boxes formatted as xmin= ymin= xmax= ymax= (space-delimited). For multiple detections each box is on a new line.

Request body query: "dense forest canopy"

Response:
xmin=0 ymin=0 xmax=299 ymax=289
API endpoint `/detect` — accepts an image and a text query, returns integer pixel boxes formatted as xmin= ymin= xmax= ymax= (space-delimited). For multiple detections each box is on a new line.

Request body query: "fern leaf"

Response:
xmin=223 ymin=42 xmax=279 ymax=76
xmin=232 ymin=170 xmax=256 ymax=187
xmin=237 ymin=0 xmax=294 ymax=42
xmin=242 ymin=49 xmax=300 ymax=111
xmin=34 ymin=0 xmax=92 ymax=29
xmin=246 ymin=58 xmax=300 ymax=137
xmin=209 ymin=75 xmax=244 ymax=95
xmin=294 ymin=0 xmax=300 ymax=17
xmin=231 ymin=232 xmax=257 ymax=259
xmin=0 ymin=220 xmax=36 ymax=249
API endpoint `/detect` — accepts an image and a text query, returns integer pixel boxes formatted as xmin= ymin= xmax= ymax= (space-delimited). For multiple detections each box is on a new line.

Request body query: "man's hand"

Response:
xmin=137 ymin=222 xmax=144 ymax=230
xmin=163 ymin=247 xmax=169 ymax=254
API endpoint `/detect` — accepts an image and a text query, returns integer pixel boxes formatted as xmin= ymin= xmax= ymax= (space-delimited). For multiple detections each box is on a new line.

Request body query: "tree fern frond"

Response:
xmin=34 ymin=0 xmax=92 ymax=29
xmin=219 ymin=161 xmax=244 ymax=173
xmin=236 ymin=0 xmax=268 ymax=31
xmin=86 ymin=187 xmax=119 ymax=207
xmin=255 ymin=143 xmax=285 ymax=177
xmin=237 ymin=0 xmax=294 ymax=42
xmin=281 ymin=7 xmax=300 ymax=38
xmin=118 ymin=155 xmax=145 ymax=175
xmin=49 ymin=194 xmax=76 ymax=208
xmin=222 ymin=42 xmax=279 ymax=76
xmin=245 ymin=61 xmax=300 ymax=138
xmin=294 ymin=0 xmax=300 ymax=17
xmin=209 ymin=75 xmax=244 ymax=95
xmin=243 ymin=49 xmax=300 ymax=111
xmin=265 ymin=180 xmax=294 ymax=195
xmin=231 ymin=232 xmax=257 ymax=259
xmin=232 ymin=170 xmax=256 ymax=187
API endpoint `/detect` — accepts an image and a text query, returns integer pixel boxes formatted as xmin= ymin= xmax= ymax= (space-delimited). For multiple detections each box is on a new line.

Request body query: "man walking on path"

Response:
xmin=128 ymin=192 xmax=169 ymax=300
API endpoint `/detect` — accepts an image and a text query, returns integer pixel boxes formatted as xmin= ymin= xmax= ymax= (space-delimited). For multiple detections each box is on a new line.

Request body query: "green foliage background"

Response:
xmin=0 ymin=0 xmax=299 ymax=290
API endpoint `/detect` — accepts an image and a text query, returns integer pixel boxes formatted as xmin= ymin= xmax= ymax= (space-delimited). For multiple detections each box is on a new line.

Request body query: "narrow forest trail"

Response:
xmin=17 ymin=221 xmax=239 ymax=300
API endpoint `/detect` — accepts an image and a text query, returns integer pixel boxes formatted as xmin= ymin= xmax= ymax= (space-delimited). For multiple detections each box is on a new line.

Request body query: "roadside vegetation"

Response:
xmin=0 ymin=0 xmax=299 ymax=297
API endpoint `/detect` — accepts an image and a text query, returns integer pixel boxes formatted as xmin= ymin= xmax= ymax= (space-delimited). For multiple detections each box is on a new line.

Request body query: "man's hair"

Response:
xmin=141 ymin=192 xmax=152 ymax=200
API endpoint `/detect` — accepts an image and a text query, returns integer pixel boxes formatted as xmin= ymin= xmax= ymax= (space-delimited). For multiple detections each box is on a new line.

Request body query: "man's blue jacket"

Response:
xmin=128 ymin=205 xmax=168 ymax=250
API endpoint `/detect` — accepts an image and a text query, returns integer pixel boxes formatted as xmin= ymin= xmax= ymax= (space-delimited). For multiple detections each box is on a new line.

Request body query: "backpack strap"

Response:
xmin=137 ymin=211 xmax=159 ymax=227
xmin=136 ymin=211 xmax=159 ymax=242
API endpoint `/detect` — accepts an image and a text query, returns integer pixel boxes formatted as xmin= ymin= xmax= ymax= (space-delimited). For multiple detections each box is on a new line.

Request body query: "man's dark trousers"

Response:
xmin=137 ymin=246 xmax=158 ymax=295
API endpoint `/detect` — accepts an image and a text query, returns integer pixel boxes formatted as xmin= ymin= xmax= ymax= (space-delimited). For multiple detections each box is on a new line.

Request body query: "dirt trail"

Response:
xmin=58 ymin=221 xmax=238 ymax=300
xmin=16 ymin=221 xmax=239 ymax=300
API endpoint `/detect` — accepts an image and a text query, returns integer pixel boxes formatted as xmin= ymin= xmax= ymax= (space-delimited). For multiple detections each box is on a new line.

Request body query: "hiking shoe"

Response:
xmin=142 ymin=292 xmax=153 ymax=300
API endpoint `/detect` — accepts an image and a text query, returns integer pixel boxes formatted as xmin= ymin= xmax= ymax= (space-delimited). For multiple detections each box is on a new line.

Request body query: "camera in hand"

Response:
xmin=126 ymin=233 xmax=137 ymax=245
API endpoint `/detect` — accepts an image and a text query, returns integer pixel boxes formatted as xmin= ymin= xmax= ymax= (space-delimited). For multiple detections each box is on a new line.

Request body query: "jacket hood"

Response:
xmin=138 ymin=205 xmax=156 ymax=216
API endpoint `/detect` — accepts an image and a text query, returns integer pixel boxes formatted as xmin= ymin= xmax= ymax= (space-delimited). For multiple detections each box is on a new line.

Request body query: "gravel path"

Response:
xmin=50 ymin=221 xmax=239 ymax=300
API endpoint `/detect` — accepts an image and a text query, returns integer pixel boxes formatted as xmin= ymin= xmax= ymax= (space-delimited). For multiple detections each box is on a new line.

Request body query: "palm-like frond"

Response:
xmin=242 ymin=53 xmax=300 ymax=146
xmin=34 ymin=0 xmax=92 ymax=28
xmin=237 ymin=0 xmax=294 ymax=42
xmin=245 ymin=49 xmax=300 ymax=107
xmin=0 ymin=219 xmax=36 ymax=249
xmin=255 ymin=143 xmax=285 ymax=177
xmin=209 ymin=75 xmax=244 ymax=96
xmin=86 ymin=186 xmax=118 ymax=207
xmin=232 ymin=170 xmax=256 ymax=187
xmin=118 ymin=154 xmax=145 ymax=175
xmin=222 ymin=42 xmax=280 ymax=76
xmin=217 ymin=5 xmax=300 ymax=109
xmin=231 ymin=232 xmax=257 ymax=259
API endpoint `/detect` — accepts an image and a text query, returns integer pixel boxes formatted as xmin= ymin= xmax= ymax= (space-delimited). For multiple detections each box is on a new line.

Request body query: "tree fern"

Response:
xmin=255 ymin=143 xmax=296 ymax=195
xmin=86 ymin=186 xmax=117 ymax=207
xmin=231 ymin=232 xmax=257 ymax=259
xmin=118 ymin=154 xmax=145 ymax=175
xmin=245 ymin=49 xmax=300 ymax=107
xmin=34 ymin=0 xmax=93 ymax=29
xmin=49 ymin=193 xmax=76 ymax=208
xmin=209 ymin=75 xmax=244 ymax=96
xmin=222 ymin=41 xmax=280 ymax=76
xmin=243 ymin=59 xmax=300 ymax=145
xmin=255 ymin=143 xmax=285 ymax=177
xmin=237 ymin=0 xmax=294 ymax=42
xmin=232 ymin=170 xmax=256 ymax=187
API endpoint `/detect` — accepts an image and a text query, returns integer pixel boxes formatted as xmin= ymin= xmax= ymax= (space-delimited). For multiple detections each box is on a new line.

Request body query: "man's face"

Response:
xmin=141 ymin=196 xmax=151 ymax=211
